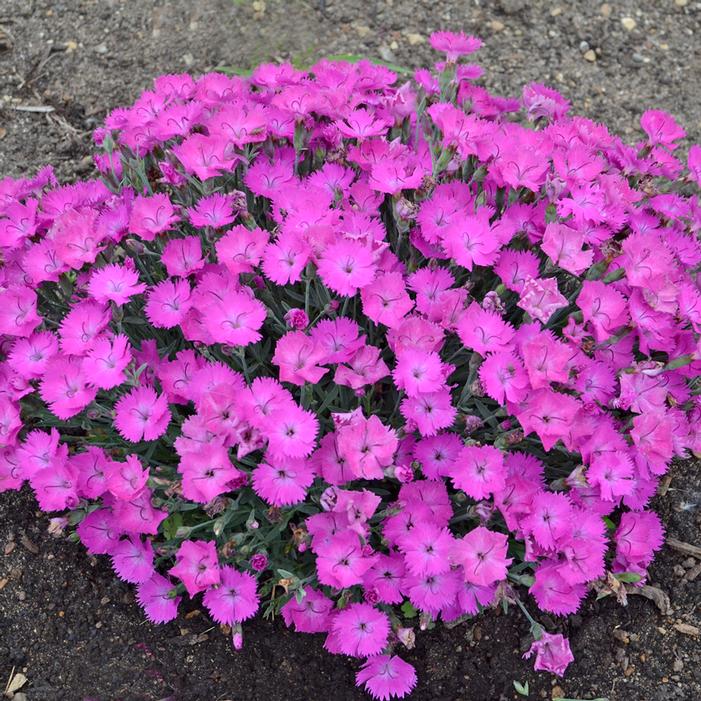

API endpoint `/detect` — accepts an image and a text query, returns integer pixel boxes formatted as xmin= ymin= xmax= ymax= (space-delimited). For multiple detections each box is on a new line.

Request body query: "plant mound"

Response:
xmin=1 ymin=31 xmax=700 ymax=699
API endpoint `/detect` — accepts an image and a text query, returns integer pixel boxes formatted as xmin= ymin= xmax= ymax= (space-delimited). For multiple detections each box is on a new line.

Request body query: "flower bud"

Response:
xmin=284 ymin=308 xmax=309 ymax=330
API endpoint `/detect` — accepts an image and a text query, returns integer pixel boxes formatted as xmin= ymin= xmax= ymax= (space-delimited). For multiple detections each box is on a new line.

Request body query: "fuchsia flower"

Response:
xmin=252 ymin=455 xmax=315 ymax=506
xmin=169 ymin=540 xmax=220 ymax=597
xmin=114 ymin=385 xmax=171 ymax=442
xmin=356 ymin=655 xmax=417 ymax=701
xmin=326 ymin=603 xmax=389 ymax=657
xmin=137 ymin=573 xmax=181 ymax=623
xmin=281 ymin=587 xmax=334 ymax=633
xmin=430 ymin=31 xmax=482 ymax=61
xmin=451 ymin=527 xmax=511 ymax=587
xmin=144 ymin=279 xmax=192 ymax=329
xmin=82 ymin=334 xmax=132 ymax=389
xmin=317 ymin=239 xmax=376 ymax=297
xmin=203 ymin=567 xmax=259 ymax=624
xmin=161 ymin=237 xmax=205 ymax=278
xmin=524 ymin=632 xmax=574 ymax=676
xmin=129 ymin=193 xmax=179 ymax=240
xmin=88 ymin=264 xmax=146 ymax=305
xmin=4 ymin=38 xmax=700 ymax=700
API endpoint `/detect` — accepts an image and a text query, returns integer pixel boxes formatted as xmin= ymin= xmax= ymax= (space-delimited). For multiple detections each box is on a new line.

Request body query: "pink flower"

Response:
xmin=161 ymin=236 xmax=205 ymax=277
xmin=640 ymin=109 xmax=685 ymax=149
xmin=392 ymin=349 xmax=448 ymax=397
xmin=457 ymin=302 xmax=515 ymax=356
xmin=325 ymin=603 xmax=389 ymax=657
xmin=335 ymin=109 xmax=390 ymax=141
xmin=136 ymin=573 xmax=181 ymax=623
xmin=252 ymin=455 xmax=315 ymax=506
xmin=144 ymin=279 xmax=192 ymax=329
xmin=188 ymin=193 xmax=237 ymax=228
xmin=129 ymin=193 xmax=179 ymax=241
xmin=261 ymin=232 xmax=310 ymax=285
xmin=479 ymin=352 xmax=529 ymax=404
xmin=203 ymin=567 xmax=259 ymax=624
xmin=179 ymin=443 xmax=242 ymax=503
xmin=337 ymin=413 xmax=398 ymax=480
xmin=450 ymin=445 xmax=506 ymax=500
xmin=111 ymin=536 xmax=155 ymax=584
xmin=522 ymin=492 xmax=573 ymax=550
xmin=451 ymin=527 xmax=512 ymax=587
xmin=400 ymin=390 xmax=457 ymax=437
xmin=361 ymin=272 xmax=414 ymax=328
xmin=356 ymin=655 xmax=417 ymax=701
xmin=335 ymin=346 xmax=390 ymax=390
xmin=284 ymin=308 xmax=309 ymax=330
xmin=530 ymin=564 xmax=585 ymax=615
xmin=317 ymin=239 xmax=376 ymax=297
xmin=216 ymin=225 xmax=269 ymax=275
xmin=106 ymin=453 xmax=149 ymax=500
xmin=113 ymin=385 xmax=171 ymax=442
xmin=88 ymin=263 xmax=146 ymax=305
xmin=59 ymin=301 xmax=111 ymax=355
xmin=398 ymin=522 xmax=454 ymax=576
xmin=7 ymin=332 xmax=59 ymax=379
xmin=430 ymin=31 xmax=482 ymax=61
xmin=316 ymin=531 xmax=375 ymax=588
xmin=82 ymin=334 xmax=132 ymax=390
xmin=310 ymin=317 xmax=365 ymax=364
xmin=281 ymin=586 xmax=334 ymax=633
xmin=169 ymin=540 xmax=220 ymax=597
xmin=272 ymin=331 xmax=328 ymax=385
xmin=39 ymin=356 xmax=97 ymax=419
xmin=203 ymin=289 xmax=267 ymax=347
xmin=524 ymin=632 xmax=574 ymax=677
xmin=518 ymin=277 xmax=568 ymax=325
xmin=263 ymin=404 xmax=319 ymax=458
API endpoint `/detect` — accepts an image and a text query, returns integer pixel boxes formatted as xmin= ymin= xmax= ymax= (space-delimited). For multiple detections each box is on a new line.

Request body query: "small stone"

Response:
xmin=673 ymin=565 xmax=686 ymax=577
xmin=94 ymin=43 xmax=108 ymax=54
xmin=632 ymin=53 xmax=645 ymax=63
xmin=65 ymin=40 xmax=78 ymax=52
xmin=389 ymin=40 xmax=399 ymax=50
xmin=583 ymin=50 xmax=597 ymax=62
xmin=4 ymin=541 xmax=15 ymax=555
xmin=579 ymin=40 xmax=590 ymax=51
xmin=675 ymin=0 xmax=688 ymax=6
xmin=378 ymin=46 xmax=396 ymax=62
xmin=624 ymin=665 xmax=635 ymax=677
xmin=182 ymin=53 xmax=194 ymax=67
xmin=17 ymin=590 xmax=26 ymax=601
xmin=600 ymin=3 xmax=611 ymax=17
xmin=550 ymin=6 xmax=562 ymax=16
xmin=613 ymin=629 xmax=630 ymax=644
xmin=673 ymin=622 xmax=699 ymax=637
xmin=252 ymin=0 xmax=266 ymax=12
xmin=406 ymin=32 xmax=425 ymax=45
xmin=551 ymin=686 xmax=565 ymax=699
xmin=355 ymin=23 xmax=372 ymax=37
xmin=490 ymin=20 xmax=505 ymax=32
xmin=673 ymin=658 xmax=684 ymax=672
xmin=682 ymin=558 xmax=696 ymax=568
xmin=621 ymin=17 xmax=636 ymax=30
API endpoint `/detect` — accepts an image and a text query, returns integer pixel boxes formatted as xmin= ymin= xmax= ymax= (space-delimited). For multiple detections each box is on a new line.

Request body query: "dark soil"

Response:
xmin=1 ymin=1 xmax=700 ymax=699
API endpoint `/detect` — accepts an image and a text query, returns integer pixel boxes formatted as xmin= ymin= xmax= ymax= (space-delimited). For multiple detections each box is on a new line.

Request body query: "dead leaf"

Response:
xmin=0 ymin=127 xmax=6 ymax=140
xmin=628 ymin=585 xmax=672 ymax=616
xmin=11 ymin=105 xmax=55 ymax=113
xmin=3 ymin=542 xmax=15 ymax=556
xmin=19 ymin=535 xmax=38 ymax=555
xmin=5 ymin=670 xmax=28 ymax=695
xmin=667 ymin=537 xmax=701 ymax=560
xmin=0 ymin=578 xmax=8 ymax=591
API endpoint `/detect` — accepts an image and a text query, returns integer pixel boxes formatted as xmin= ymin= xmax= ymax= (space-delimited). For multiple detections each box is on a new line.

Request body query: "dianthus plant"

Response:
xmin=1 ymin=30 xmax=700 ymax=699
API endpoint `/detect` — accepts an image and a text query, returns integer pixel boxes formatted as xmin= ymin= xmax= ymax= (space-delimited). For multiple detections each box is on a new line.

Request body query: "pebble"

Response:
xmin=406 ymin=32 xmax=425 ymax=45
xmin=94 ymin=43 xmax=108 ymax=54
xmin=621 ymin=17 xmax=637 ymax=30
xmin=490 ymin=20 xmax=505 ymax=32
xmin=673 ymin=658 xmax=684 ymax=672
xmin=600 ymin=3 xmax=611 ymax=17
xmin=675 ymin=0 xmax=688 ymax=6
xmin=584 ymin=49 xmax=597 ymax=62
